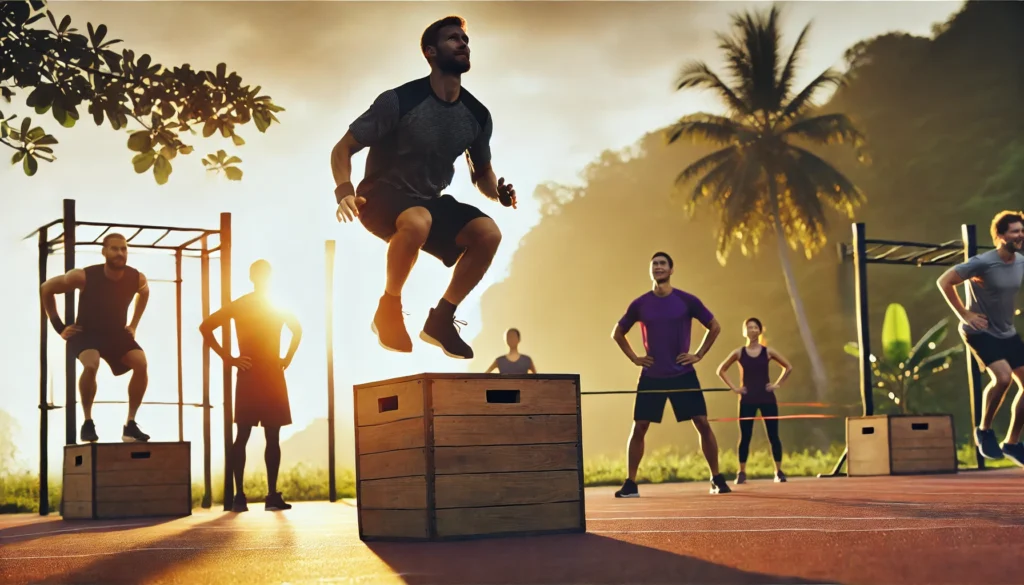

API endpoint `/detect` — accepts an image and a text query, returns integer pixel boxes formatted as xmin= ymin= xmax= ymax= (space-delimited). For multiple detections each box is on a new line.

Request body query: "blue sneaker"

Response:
xmin=1001 ymin=442 xmax=1024 ymax=467
xmin=974 ymin=427 xmax=1004 ymax=460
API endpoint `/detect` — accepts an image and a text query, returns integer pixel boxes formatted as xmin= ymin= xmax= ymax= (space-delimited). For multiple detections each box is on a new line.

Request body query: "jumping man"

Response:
xmin=200 ymin=260 xmax=303 ymax=512
xmin=485 ymin=328 xmax=537 ymax=374
xmin=330 ymin=15 xmax=516 ymax=360
xmin=937 ymin=210 xmax=1024 ymax=466
xmin=40 ymin=233 xmax=152 ymax=443
xmin=611 ymin=252 xmax=730 ymax=496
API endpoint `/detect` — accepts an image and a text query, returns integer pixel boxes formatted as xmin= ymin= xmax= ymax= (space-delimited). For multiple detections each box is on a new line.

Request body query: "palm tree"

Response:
xmin=667 ymin=5 xmax=867 ymax=400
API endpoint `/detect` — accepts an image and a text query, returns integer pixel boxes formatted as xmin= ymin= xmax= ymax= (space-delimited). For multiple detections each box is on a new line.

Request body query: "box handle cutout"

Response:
xmin=131 ymin=451 xmax=151 ymax=459
xmin=861 ymin=427 xmax=875 ymax=435
xmin=75 ymin=455 xmax=83 ymax=466
xmin=486 ymin=389 xmax=520 ymax=404
xmin=911 ymin=422 xmax=929 ymax=431
xmin=378 ymin=395 xmax=399 ymax=413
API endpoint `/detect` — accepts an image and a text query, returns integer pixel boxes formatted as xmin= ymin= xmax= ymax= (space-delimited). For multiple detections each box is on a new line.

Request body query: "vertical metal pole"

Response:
xmin=325 ymin=240 xmax=337 ymax=502
xmin=63 ymin=199 xmax=76 ymax=446
xmin=38 ymin=227 xmax=49 ymax=516
xmin=219 ymin=213 xmax=233 ymax=511
xmin=962 ymin=224 xmax=985 ymax=470
xmin=854 ymin=222 xmax=873 ymax=416
xmin=200 ymin=236 xmax=212 ymax=509
xmin=175 ymin=249 xmax=184 ymax=443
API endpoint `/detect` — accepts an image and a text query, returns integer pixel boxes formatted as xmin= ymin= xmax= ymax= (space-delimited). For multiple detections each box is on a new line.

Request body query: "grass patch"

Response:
xmin=1 ymin=443 xmax=1014 ymax=514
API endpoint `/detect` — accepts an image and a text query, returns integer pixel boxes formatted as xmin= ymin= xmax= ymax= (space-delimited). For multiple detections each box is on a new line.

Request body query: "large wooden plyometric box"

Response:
xmin=354 ymin=373 xmax=586 ymax=541
xmin=62 ymin=442 xmax=192 ymax=520
xmin=847 ymin=414 xmax=957 ymax=476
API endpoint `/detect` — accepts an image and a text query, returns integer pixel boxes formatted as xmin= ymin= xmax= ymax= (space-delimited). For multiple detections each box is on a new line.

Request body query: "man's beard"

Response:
xmin=438 ymin=54 xmax=470 ymax=75
xmin=106 ymin=259 xmax=125 ymax=271
xmin=1000 ymin=240 xmax=1023 ymax=254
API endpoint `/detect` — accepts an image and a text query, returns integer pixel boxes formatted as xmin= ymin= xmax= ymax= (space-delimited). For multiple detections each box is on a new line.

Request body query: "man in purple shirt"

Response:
xmin=611 ymin=252 xmax=730 ymax=496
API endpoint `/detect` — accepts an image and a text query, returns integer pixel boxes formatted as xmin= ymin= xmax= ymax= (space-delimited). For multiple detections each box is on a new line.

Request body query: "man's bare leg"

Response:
xmin=693 ymin=416 xmax=730 ymax=493
xmin=980 ymin=362 xmax=1013 ymax=430
xmin=120 ymin=350 xmax=151 ymax=442
xmin=77 ymin=350 xmax=100 ymax=442
xmin=627 ymin=421 xmax=650 ymax=482
xmin=374 ymin=208 xmax=431 ymax=352
xmin=999 ymin=367 xmax=1024 ymax=466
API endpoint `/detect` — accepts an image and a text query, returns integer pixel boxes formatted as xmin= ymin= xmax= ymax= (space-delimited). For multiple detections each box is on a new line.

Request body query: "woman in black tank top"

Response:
xmin=716 ymin=318 xmax=793 ymax=485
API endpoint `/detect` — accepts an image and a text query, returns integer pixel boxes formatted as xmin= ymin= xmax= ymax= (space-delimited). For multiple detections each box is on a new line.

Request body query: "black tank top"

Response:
xmin=738 ymin=345 xmax=775 ymax=404
xmin=77 ymin=264 xmax=140 ymax=332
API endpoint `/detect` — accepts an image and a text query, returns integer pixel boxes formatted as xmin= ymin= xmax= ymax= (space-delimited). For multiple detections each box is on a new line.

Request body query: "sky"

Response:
xmin=0 ymin=1 xmax=963 ymax=477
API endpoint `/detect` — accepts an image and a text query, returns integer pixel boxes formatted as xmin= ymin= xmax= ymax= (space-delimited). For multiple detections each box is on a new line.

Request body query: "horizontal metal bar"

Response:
xmin=865 ymin=258 xmax=960 ymax=267
xmin=864 ymin=238 xmax=962 ymax=249
xmin=77 ymin=220 xmax=218 ymax=235
xmin=23 ymin=219 xmax=63 ymax=240
xmin=151 ymin=229 xmax=173 ymax=246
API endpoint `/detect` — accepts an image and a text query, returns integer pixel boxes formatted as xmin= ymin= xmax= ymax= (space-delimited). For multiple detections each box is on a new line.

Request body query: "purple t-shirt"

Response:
xmin=618 ymin=289 xmax=715 ymax=379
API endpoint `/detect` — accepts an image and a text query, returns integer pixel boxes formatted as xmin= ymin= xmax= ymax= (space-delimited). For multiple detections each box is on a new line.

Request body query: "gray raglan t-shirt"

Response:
xmin=348 ymin=76 xmax=492 ymax=201
xmin=953 ymin=249 xmax=1024 ymax=339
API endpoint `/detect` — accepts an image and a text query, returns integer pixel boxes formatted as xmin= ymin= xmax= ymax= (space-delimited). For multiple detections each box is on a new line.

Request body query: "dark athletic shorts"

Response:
xmin=963 ymin=332 xmax=1024 ymax=370
xmin=68 ymin=328 xmax=143 ymax=377
xmin=358 ymin=183 xmax=490 ymax=268
xmin=634 ymin=371 xmax=708 ymax=423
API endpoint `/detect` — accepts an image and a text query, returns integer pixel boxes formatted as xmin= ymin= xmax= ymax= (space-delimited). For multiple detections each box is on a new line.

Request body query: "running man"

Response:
xmin=611 ymin=252 xmax=730 ymax=496
xmin=716 ymin=317 xmax=793 ymax=484
xmin=485 ymin=328 xmax=537 ymax=374
xmin=200 ymin=260 xmax=303 ymax=512
xmin=330 ymin=15 xmax=516 ymax=360
xmin=937 ymin=210 xmax=1024 ymax=466
xmin=40 ymin=233 xmax=152 ymax=443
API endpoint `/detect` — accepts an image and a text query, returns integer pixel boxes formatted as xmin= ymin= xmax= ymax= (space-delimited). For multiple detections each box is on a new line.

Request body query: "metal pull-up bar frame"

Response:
xmin=28 ymin=199 xmax=234 ymax=516
xmin=823 ymin=222 xmax=995 ymax=477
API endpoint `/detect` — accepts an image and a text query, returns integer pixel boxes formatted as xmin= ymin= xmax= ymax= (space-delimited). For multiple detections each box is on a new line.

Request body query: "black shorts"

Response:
xmin=358 ymin=184 xmax=490 ymax=268
xmin=963 ymin=332 xmax=1024 ymax=370
xmin=68 ymin=328 xmax=143 ymax=377
xmin=634 ymin=371 xmax=708 ymax=423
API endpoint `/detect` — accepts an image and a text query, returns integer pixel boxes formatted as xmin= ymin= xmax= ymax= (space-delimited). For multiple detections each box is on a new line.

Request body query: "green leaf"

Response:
xmin=179 ymin=145 xmax=194 ymax=155
xmin=34 ymin=135 xmax=58 ymax=146
xmin=12 ymin=151 xmax=25 ymax=164
xmin=35 ymin=104 xmax=52 ymax=115
xmin=23 ymin=154 xmax=38 ymax=176
xmin=843 ymin=342 xmax=861 ymax=357
xmin=231 ymin=134 xmax=245 ymax=146
xmin=881 ymin=303 xmax=912 ymax=363
xmin=26 ymin=127 xmax=45 ymax=142
xmin=160 ymin=146 xmax=177 ymax=160
xmin=132 ymin=151 xmax=157 ymax=174
xmin=59 ymin=15 xmax=71 ymax=33
xmin=153 ymin=154 xmax=172 ymax=185
xmin=253 ymin=111 xmax=269 ymax=133
xmin=223 ymin=166 xmax=243 ymax=181
xmin=202 ymin=119 xmax=217 ymax=138
xmin=224 ymin=156 xmax=241 ymax=165
xmin=20 ymin=116 xmax=30 ymax=137
xmin=127 ymin=131 xmax=152 ymax=152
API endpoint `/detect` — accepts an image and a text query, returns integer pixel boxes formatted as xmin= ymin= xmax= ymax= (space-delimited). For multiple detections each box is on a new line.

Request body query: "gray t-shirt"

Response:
xmin=495 ymin=355 xmax=534 ymax=375
xmin=348 ymin=77 xmax=492 ymax=201
xmin=953 ymin=249 xmax=1024 ymax=339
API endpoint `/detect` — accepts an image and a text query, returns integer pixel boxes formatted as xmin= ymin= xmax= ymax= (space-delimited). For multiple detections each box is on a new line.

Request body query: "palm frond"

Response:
xmin=905 ymin=318 xmax=952 ymax=372
xmin=674 ymin=61 xmax=752 ymax=116
xmin=665 ymin=113 xmax=758 ymax=146
xmin=714 ymin=158 xmax=769 ymax=262
xmin=674 ymin=146 xmax=738 ymax=187
xmin=781 ymin=113 xmax=866 ymax=150
xmin=784 ymin=144 xmax=865 ymax=216
xmin=916 ymin=346 xmax=964 ymax=372
xmin=776 ymin=23 xmax=810 ymax=106
xmin=684 ymin=154 xmax=741 ymax=213
xmin=776 ymin=68 xmax=844 ymax=123
xmin=715 ymin=32 xmax=755 ymax=107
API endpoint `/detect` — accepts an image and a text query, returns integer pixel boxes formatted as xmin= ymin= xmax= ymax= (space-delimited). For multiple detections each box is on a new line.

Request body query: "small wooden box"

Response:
xmin=62 ymin=442 xmax=192 ymax=520
xmin=846 ymin=414 xmax=957 ymax=476
xmin=354 ymin=373 xmax=585 ymax=541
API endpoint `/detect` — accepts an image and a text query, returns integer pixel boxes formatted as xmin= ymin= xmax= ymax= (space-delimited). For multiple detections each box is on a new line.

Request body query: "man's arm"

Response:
xmin=691 ymin=317 xmax=722 ymax=360
xmin=198 ymin=304 xmax=235 ymax=361
xmin=40 ymin=268 xmax=86 ymax=334
xmin=612 ymin=323 xmax=651 ymax=367
xmin=466 ymin=114 xmax=515 ymax=207
xmin=127 ymin=272 xmax=150 ymax=333
xmin=281 ymin=312 xmax=303 ymax=368
xmin=937 ymin=261 xmax=989 ymax=330
xmin=333 ymin=90 xmax=400 ymax=220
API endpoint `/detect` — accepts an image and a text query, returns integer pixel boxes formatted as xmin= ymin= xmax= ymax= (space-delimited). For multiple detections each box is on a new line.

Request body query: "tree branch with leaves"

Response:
xmin=0 ymin=1 xmax=283 ymax=184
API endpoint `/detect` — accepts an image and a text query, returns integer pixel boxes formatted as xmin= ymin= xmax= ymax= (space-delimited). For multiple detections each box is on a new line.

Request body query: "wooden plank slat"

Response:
xmin=889 ymin=437 xmax=955 ymax=450
xmin=890 ymin=418 xmax=953 ymax=439
xmin=361 ymin=509 xmax=429 ymax=539
xmin=357 ymin=417 xmax=425 ymax=455
xmin=431 ymin=379 xmax=577 ymax=416
xmin=62 ymin=474 xmax=92 ymax=502
xmin=433 ymin=415 xmax=578 ymax=447
xmin=94 ymin=443 xmax=190 ymax=472
xmin=359 ymin=449 xmax=426 ymax=480
xmin=892 ymin=457 xmax=957 ymax=474
xmin=62 ymin=501 xmax=93 ymax=519
xmin=95 ymin=484 xmax=191 ymax=503
xmin=95 ymin=498 xmax=191 ymax=519
xmin=95 ymin=468 xmax=190 ymax=487
xmin=359 ymin=476 xmax=427 ymax=509
xmin=435 ymin=502 xmax=582 ymax=538
xmin=434 ymin=470 xmax=579 ymax=508
xmin=356 ymin=380 xmax=424 ymax=427
xmin=434 ymin=444 xmax=579 ymax=475
xmin=63 ymin=445 xmax=92 ymax=475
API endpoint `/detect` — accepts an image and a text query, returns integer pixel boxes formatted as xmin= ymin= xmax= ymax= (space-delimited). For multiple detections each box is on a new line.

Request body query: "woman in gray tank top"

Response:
xmin=485 ymin=328 xmax=536 ymax=374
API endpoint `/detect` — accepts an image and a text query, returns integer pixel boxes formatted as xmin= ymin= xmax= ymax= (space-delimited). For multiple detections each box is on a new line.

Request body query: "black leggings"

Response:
xmin=738 ymin=402 xmax=783 ymax=463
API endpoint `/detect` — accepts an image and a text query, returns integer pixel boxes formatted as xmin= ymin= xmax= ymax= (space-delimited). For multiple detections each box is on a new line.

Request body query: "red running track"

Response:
xmin=2 ymin=469 xmax=1022 ymax=585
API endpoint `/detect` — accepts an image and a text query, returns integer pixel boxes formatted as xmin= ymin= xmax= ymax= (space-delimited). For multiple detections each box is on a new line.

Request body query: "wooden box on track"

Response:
xmin=62 ymin=442 xmax=192 ymax=520
xmin=354 ymin=373 xmax=586 ymax=541
xmin=846 ymin=414 xmax=957 ymax=476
